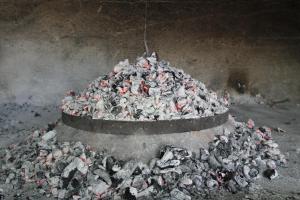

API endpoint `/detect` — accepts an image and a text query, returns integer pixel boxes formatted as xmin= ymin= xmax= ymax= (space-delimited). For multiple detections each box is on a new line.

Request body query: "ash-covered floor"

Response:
xmin=1 ymin=102 xmax=299 ymax=199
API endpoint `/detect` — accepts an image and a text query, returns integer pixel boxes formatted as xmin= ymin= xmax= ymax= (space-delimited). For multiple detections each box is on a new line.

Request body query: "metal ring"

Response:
xmin=61 ymin=110 xmax=229 ymax=135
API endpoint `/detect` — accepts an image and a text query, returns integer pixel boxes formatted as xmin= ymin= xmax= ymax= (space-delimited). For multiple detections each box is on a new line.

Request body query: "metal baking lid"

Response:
xmin=62 ymin=110 xmax=229 ymax=134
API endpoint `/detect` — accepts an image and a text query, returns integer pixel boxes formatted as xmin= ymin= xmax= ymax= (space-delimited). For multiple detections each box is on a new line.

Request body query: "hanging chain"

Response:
xmin=144 ymin=0 xmax=149 ymax=56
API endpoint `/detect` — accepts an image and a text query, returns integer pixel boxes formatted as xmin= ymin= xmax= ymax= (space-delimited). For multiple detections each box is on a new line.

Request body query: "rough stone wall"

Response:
xmin=0 ymin=0 xmax=299 ymax=105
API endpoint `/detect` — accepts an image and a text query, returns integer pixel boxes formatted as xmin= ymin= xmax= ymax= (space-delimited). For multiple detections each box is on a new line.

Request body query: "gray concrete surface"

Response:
xmin=0 ymin=0 xmax=300 ymax=106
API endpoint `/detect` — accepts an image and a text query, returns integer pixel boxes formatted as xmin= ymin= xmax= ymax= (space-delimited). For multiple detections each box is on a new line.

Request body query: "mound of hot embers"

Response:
xmin=0 ymin=118 xmax=286 ymax=199
xmin=62 ymin=53 xmax=228 ymax=120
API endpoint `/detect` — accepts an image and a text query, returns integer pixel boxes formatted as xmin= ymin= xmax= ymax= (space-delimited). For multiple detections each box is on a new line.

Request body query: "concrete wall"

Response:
xmin=0 ymin=0 xmax=300 ymax=105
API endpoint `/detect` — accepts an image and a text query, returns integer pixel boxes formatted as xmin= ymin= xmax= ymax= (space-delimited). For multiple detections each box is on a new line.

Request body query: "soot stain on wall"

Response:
xmin=227 ymin=68 xmax=249 ymax=94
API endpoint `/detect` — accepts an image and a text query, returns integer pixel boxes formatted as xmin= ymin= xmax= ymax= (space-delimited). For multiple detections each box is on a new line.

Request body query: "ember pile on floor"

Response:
xmin=62 ymin=53 xmax=228 ymax=120
xmin=0 ymin=118 xmax=286 ymax=199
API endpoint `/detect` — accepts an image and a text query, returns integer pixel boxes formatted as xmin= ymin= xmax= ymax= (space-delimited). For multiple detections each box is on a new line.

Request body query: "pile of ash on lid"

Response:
xmin=0 ymin=118 xmax=286 ymax=199
xmin=61 ymin=53 xmax=228 ymax=121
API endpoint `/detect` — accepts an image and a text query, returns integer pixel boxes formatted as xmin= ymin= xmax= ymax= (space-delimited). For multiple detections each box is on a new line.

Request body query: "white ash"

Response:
xmin=0 ymin=118 xmax=286 ymax=199
xmin=61 ymin=53 xmax=228 ymax=121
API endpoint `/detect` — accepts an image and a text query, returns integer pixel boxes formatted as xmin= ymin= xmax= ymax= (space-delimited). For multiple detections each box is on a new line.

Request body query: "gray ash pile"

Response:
xmin=0 ymin=118 xmax=286 ymax=199
xmin=62 ymin=53 xmax=228 ymax=121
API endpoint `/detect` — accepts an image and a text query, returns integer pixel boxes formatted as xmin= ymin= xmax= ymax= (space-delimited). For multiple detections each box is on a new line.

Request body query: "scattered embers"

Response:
xmin=62 ymin=53 xmax=228 ymax=121
xmin=274 ymin=127 xmax=286 ymax=133
xmin=34 ymin=112 xmax=41 ymax=117
xmin=0 ymin=118 xmax=287 ymax=199
xmin=0 ymin=188 xmax=3 ymax=200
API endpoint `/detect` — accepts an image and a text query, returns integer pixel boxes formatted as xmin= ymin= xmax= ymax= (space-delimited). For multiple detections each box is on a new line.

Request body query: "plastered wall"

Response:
xmin=0 ymin=0 xmax=299 ymax=105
